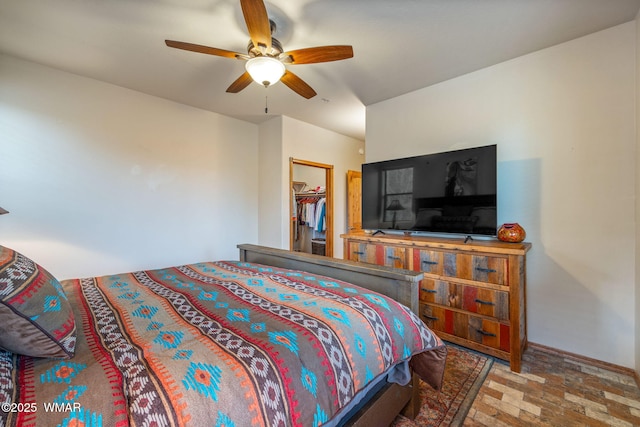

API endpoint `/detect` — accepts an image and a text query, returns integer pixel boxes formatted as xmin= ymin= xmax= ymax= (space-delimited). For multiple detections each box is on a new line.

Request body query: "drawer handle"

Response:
xmin=423 ymin=315 xmax=439 ymax=321
xmin=475 ymin=298 xmax=495 ymax=306
xmin=476 ymin=329 xmax=497 ymax=337
xmin=475 ymin=267 xmax=497 ymax=273
xmin=387 ymin=256 xmax=402 ymax=261
xmin=353 ymin=251 xmax=365 ymax=255
xmin=421 ymin=289 xmax=437 ymax=294
xmin=422 ymin=260 xmax=438 ymax=265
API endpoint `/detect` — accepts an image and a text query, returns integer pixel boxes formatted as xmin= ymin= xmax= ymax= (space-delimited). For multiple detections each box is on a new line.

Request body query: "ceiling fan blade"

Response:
xmin=226 ymin=72 xmax=254 ymax=93
xmin=165 ymin=40 xmax=248 ymax=59
xmin=240 ymin=0 xmax=272 ymax=52
xmin=281 ymin=71 xmax=317 ymax=99
xmin=281 ymin=45 xmax=353 ymax=64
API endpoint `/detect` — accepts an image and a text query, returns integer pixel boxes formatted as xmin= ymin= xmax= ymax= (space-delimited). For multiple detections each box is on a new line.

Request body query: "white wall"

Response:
xmin=293 ymin=164 xmax=326 ymax=190
xmin=282 ymin=116 xmax=365 ymax=259
xmin=367 ymin=23 xmax=636 ymax=368
xmin=257 ymin=117 xmax=364 ymax=258
xmin=0 ymin=53 xmax=362 ymax=281
xmin=636 ymin=13 xmax=640 ymax=377
xmin=258 ymin=117 xmax=284 ymax=248
xmin=0 ymin=54 xmax=259 ymax=279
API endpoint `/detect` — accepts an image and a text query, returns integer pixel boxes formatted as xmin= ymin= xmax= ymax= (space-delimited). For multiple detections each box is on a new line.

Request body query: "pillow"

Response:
xmin=0 ymin=245 xmax=76 ymax=358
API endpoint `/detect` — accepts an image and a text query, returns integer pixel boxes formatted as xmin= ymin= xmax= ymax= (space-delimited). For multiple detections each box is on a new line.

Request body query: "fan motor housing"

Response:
xmin=247 ymin=37 xmax=283 ymax=58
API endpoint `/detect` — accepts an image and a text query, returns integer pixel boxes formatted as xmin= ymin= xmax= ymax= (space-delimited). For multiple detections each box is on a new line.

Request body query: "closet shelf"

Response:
xmin=295 ymin=192 xmax=325 ymax=198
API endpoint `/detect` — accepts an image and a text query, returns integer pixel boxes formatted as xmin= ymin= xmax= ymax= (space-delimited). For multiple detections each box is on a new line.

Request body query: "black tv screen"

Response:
xmin=362 ymin=145 xmax=497 ymax=236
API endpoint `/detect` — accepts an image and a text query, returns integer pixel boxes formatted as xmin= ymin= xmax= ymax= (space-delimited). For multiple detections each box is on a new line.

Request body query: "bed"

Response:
xmin=0 ymin=243 xmax=447 ymax=427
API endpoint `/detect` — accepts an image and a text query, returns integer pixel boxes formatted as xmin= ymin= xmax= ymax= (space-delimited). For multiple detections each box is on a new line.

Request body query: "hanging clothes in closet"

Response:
xmin=294 ymin=194 xmax=326 ymax=254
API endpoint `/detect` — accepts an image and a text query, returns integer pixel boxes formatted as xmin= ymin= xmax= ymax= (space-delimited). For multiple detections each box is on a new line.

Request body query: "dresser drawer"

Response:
xmin=419 ymin=279 xmax=509 ymax=321
xmin=348 ymin=242 xmax=406 ymax=269
xmin=420 ymin=304 xmax=510 ymax=352
xmin=413 ymin=248 xmax=507 ymax=285
xmin=347 ymin=242 xmax=377 ymax=264
xmin=378 ymin=245 xmax=406 ymax=269
xmin=412 ymin=249 xmax=444 ymax=275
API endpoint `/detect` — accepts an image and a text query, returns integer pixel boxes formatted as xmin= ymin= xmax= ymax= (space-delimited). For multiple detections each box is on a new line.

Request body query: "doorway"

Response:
xmin=289 ymin=158 xmax=334 ymax=257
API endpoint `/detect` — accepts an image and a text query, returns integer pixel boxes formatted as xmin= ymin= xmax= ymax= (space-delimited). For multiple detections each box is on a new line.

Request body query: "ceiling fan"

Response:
xmin=165 ymin=0 xmax=353 ymax=99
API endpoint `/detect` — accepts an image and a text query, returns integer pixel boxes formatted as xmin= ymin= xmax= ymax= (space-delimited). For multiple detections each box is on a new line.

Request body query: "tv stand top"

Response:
xmin=341 ymin=231 xmax=530 ymax=256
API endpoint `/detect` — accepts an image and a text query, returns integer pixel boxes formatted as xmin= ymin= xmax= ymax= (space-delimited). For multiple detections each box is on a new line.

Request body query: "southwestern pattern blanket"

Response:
xmin=1 ymin=260 xmax=445 ymax=427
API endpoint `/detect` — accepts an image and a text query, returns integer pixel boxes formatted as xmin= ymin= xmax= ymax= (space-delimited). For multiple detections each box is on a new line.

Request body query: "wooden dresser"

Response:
xmin=341 ymin=232 xmax=531 ymax=372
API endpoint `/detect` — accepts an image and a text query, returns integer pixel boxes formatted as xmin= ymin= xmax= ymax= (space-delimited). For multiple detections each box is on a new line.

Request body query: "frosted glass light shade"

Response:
xmin=245 ymin=56 xmax=285 ymax=87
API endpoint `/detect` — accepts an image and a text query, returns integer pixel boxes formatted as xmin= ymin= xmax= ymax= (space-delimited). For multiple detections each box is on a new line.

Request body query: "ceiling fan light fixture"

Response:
xmin=165 ymin=0 xmax=352 ymax=98
xmin=245 ymin=56 xmax=285 ymax=87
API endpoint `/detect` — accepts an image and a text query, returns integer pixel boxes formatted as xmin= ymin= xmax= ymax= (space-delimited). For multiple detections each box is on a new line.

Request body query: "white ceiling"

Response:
xmin=1 ymin=0 xmax=639 ymax=140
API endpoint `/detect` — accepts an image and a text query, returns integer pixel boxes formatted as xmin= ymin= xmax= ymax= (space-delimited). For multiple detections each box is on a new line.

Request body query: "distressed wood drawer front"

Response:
xmin=420 ymin=279 xmax=509 ymax=321
xmin=347 ymin=242 xmax=406 ymax=268
xmin=419 ymin=304 xmax=446 ymax=332
xmin=419 ymin=279 xmax=448 ymax=305
xmin=347 ymin=242 xmax=377 ymax=264
xmin=442 ymin=253 xmax=507 ymax=285
xmin=420 ymin=304 xmax=510 ymax=352
xmin=468 ymin=315 xmax=510 ymax=352
xmin=457 ymin=283 xmax=509 ymax=321
xmin=412 ymin=249 xmax=444 ymax=275
xmin=377 ymin=245 xmax=407 ymax=269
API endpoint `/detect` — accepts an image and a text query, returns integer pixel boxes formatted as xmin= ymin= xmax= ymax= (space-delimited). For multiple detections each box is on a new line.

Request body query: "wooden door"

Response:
xmin=347 ymin=170 xmax=362 ymax=232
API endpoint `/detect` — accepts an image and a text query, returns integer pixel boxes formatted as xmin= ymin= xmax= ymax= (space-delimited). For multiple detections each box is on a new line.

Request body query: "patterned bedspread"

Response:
xmin=1 ymin=261 xmax=445 ymax=427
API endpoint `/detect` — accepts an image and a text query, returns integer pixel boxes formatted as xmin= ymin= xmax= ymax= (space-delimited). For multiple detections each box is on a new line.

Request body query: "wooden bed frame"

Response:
xmin=237 ymin=244 xmax=426 ymax=426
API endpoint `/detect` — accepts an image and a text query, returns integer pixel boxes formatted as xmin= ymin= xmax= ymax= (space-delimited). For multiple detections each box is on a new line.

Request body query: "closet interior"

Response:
xmin=293 ymin=183 xmax=326 ymax=254
xmin=289 ymin=158 xmax=333 ymax=257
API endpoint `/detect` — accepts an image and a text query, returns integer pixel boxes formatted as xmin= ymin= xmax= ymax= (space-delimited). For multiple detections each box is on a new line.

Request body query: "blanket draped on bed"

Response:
xmin=1 ymin=261 xmax=445 ymax=427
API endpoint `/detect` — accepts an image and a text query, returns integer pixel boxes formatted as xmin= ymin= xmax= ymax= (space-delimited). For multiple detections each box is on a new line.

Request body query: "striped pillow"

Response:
xmin=0 ymin=245 xmax=76 ymax=358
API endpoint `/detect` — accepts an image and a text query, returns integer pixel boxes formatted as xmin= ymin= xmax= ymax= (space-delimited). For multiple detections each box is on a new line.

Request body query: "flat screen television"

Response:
xmin=361 ymin=145 xmax=497 ymax=236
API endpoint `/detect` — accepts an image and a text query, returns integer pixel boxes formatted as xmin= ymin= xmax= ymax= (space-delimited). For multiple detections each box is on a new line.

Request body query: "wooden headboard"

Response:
xmin=237 ymin=244 xmax=423 ymax=314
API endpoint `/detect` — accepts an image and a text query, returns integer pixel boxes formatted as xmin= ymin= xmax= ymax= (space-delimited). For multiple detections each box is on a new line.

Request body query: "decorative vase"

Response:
xmin=497 ymin=223 xmax=526 ymax=243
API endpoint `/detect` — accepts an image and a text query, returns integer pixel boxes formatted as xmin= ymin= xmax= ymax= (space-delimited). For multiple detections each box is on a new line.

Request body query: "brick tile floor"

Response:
xmin=464 ymin=346 xmax=640 ymax=426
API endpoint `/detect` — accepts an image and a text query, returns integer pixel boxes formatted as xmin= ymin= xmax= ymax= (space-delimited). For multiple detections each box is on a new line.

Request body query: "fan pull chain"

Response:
xmin=265 ymin=94 xmax=268 ymax=114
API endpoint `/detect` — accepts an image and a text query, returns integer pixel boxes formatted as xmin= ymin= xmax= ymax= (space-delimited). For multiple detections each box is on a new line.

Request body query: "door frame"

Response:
xmin=289 ymin=158 xmax=334 ymax=257
xmin=346 ymin=169 xmax=362 ymax=233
